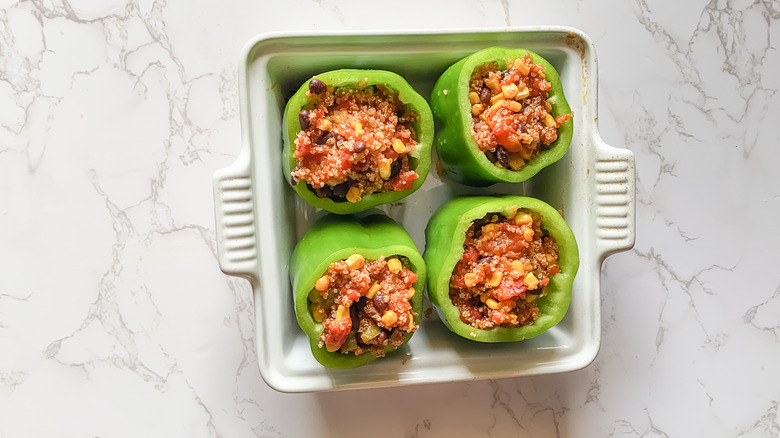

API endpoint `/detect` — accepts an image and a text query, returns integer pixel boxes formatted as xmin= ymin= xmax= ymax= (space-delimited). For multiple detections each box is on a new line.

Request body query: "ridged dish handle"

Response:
xmin=592 ymin=136 xmax=636 ymax=263
xmin=213 ymin=152 xmax=259 ymax=283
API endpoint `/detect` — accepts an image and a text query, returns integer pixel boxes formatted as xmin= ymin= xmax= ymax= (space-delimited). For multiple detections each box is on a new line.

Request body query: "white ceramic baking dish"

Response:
xmin=213 ymin=27 xmax=635 ymax=393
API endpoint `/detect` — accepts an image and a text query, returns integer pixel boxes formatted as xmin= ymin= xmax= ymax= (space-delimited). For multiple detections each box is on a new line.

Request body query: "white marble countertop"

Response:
xmin=2 ymin=0 xmax=779 ymax=436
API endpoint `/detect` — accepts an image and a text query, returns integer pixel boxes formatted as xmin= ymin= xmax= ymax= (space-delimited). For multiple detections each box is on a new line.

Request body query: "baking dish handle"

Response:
xmin=213 ymin=152 xmax=259 ymax=283
xmin=592 ymin=136 xmax=636 ymax=263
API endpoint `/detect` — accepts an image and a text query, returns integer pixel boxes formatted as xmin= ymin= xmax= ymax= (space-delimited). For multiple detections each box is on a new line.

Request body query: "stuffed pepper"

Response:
xmin=431 ymin=47 xmax=573 ymax=186
xmin=283 ymin=70 xmax=434 ymax=214
xmin=424 ymin=196 xmax=578 ymax=342
xmin=290 ymin=214 xmax=426 ymax=368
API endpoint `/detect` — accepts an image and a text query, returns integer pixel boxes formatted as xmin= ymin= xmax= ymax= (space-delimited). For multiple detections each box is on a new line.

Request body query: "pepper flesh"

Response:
xmin=283 ymin=70 xmax=434 ymax=214
xmin=431 ymin=47 xmax=573 ymax=186
xmin=290 ymin=214 xmax=426 ymax=368
xmin=424 ymin=196 xmax=579 ymax=342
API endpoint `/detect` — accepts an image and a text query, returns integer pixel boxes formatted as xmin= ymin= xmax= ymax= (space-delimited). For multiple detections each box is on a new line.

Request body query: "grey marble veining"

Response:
xmin=1 ymin=0 xmax=779 ymax=436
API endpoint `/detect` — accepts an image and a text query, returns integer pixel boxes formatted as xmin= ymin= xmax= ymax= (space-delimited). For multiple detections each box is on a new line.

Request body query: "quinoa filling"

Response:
xmin=468 ymin=54 xmax=573 ymax=171
xmin=291 ymin=78 xmax=420 ymax=203
xmin=449 ymin=209 xmax=561 ymax=329
xmin=309 ymin=254 xmax=418 ymax=356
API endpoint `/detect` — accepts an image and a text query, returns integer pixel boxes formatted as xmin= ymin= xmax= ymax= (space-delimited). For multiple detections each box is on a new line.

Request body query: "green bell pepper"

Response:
xmin=283 ymin=70 xmax=434 ymax=214
xmin=424 ymin=195 xmax=579 ymax=342
xmin=289 ymin=213 xmax=426 ymax=368
xmin=431 ymin=47 xmax=573 ymax=186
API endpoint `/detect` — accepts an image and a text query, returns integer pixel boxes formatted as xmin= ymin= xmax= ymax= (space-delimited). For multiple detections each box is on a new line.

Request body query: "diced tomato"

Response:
xmin=494 ymin=280 xmax=527 ymax=302
xmin=322 ymin=317 xmax=351 ymax=347
xmin=556 ymin=113 xmax=573 ymax=125
xmin=338 ymin=147 xmax=352 ymax=171
xmin=404 ymin=271 xmax=417 ymax=286
xmin=392 ymin=172 xmax=417 ymax=191
xmin=462 ymin=247 xmax=479 ymax=264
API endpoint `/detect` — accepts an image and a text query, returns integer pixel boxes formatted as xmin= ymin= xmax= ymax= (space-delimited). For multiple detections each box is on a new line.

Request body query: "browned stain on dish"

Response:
xmin=435 ymin=159 xmax=446 ymax=178
xmin=564 ymin=32 xmax=589 ymax=107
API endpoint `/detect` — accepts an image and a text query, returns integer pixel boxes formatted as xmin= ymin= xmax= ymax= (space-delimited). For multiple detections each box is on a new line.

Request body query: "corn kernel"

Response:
xmin=520 ymin=145 xmax=534 ymax=160
xmin=515 ymin=86 xmax=530 ymax=100
xmin=468 ymin=91 xmax=481 ymax=104
xmin=501 ymin=83 xmax=519 ymax=99
xmin=315 ymin=275 xmax=330 ymax=292
xmin=543 ymin=113 xmax=557 ymax=128
xmin=485 ymin=75 xmax=501 ymax=93
xmin=407 ymin=287 xmax=415 ymax=299
xmin=514 ymin=58 xmax=530 ymax=76
xmin=488 ymin=270 xmax=503 ymax=287
xmin=511 ymin=260 xmax=525 ymax=276
xmin=354 ymin=121 xmax=363 ymax=135
xmin=524 ymin=272 xmax=539 ymax=290
xmin=524 ymin=262 xmax=533 ymax=272
xmin=335 ymin=305 xmax=349 ymax=321
xmin=489 ymin=99 xmax=505 ymax=113
xmin=392 ymin=138 xmax=407 ymax=154
xmin=387 ymin=258 xmax=403 ymax=272
xmin=326 ymin=342 xmax=340 ymax=352
xmin=316 ymin=118 xmax=332 ymax=131
xmin=507 ymin=101 xmax=522 ymax=112
xmin=490 ymin=93 xmax=505 ymax=105
xmin=479 ymin=293 xmax=489 ymax=303
xmin=346 ymin=186 xmax=362 ymax=203
xmin=464 ymin=273 xmax=477 ymax=288
xmin=514 ymin=213 xmax=533 ymax=226
xmin=506 ymin=205 xmax=518 ymax=219
xmin=526 ymin=294 xmax=538 ymax=303
xmin=381 ymin=310 xmax=398 ymax=327
xmin=471 ymin=103 xmax=485 ymax=116
xmin=546 ymin=254 xmax=558 ymax=265
xmin=523 ymin=227 xmax=534 ymax=242
xmin=407 ymin=316 xmax=416 ymax=331
xmin=366 ymin=283 xmax=381 ymax=299
xmin=346 ymin=253 xmax=365 ymax=270
xmin=379 ymin=159 xmax=392 ymax=179
xmin=485 ymin=298 xmax=500 ymax=310
xmin=509 ymin=153 xmax=524 ymax=170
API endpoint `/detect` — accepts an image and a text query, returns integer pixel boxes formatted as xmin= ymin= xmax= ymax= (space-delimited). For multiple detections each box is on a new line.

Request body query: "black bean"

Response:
xmin=472 ymin=226 xmax=482 ymax=240
xmin=496 ymin=146 xmax=510 ymax=168
xmin=480 ymin=85 xmax=491 ymax=105
xmin=310 ymin=184 xmax=332 ymax=198
xmin=290 ymin=175 xmax=299 ymax=186
xmin=374 ymin=331 xmax=388 ymax=345
xmin=350 ymin=299 xmax=366 ymax=324
xmin=298 ymin=110 xmax=310 ymax=130
xmin=542 ymin=228 xmax=550 ymax=238
xmin=389 ymin=158 xmax=403 ymax=179
xmin=351 ymin=141 xmax=366 ymax=153
xmin=315 ymin=131 xmax=333 ymax=145
xmin=331 ymin=181 xmax=350 ymax=198
xmin=308 ymin=78 xmax=327 ymax=94
xmin=528 ymin=287 xmax=544 ymax=295
xmin=373 ymin=293 xmax=389 ymax=313
xmin=540 ymin=142 xmax=552 ymax=151
xmin=484 ymin=149 xmax=498 ymax=163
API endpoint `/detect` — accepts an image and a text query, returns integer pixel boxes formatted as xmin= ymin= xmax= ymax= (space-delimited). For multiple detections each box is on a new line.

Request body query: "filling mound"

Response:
xmin=469 ymin=54 xmax=572 ymax=171
xmin=449 ymin=208 xmax=561 ymax=329
xmin=291 ymin=78 xmax=419 ymax=203
xmin=309 ymin=254 xmax=418 ymax=356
